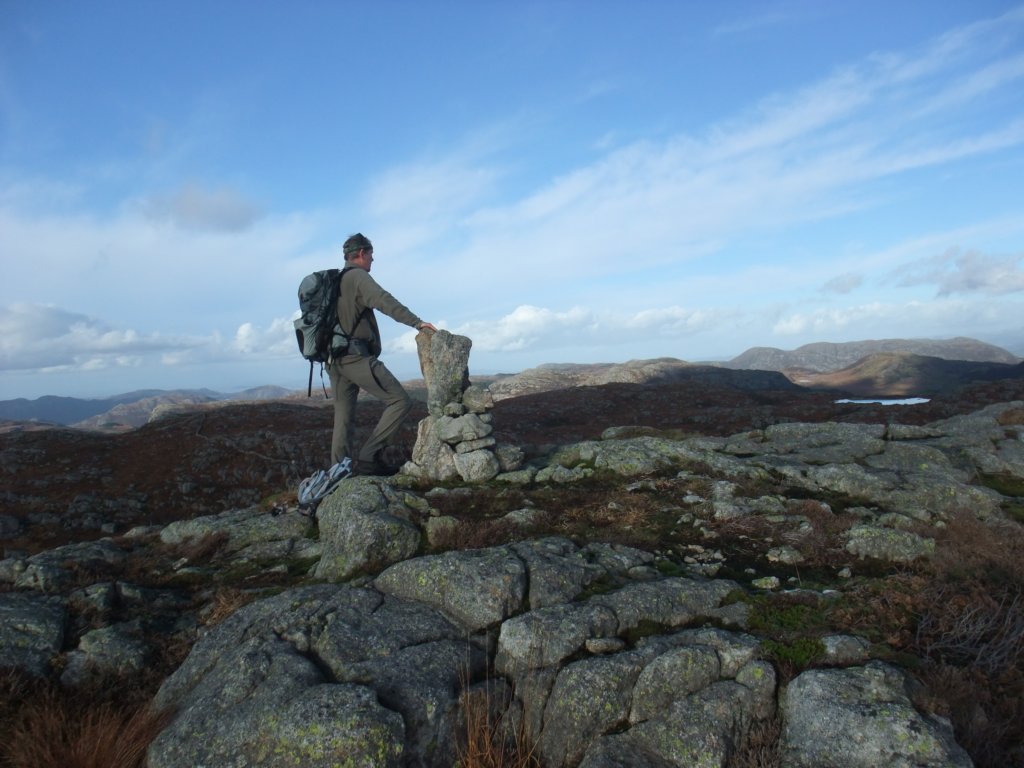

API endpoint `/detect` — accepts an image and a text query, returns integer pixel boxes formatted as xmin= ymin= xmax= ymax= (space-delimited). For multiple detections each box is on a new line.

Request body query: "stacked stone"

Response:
xmin=402 ymin=330 xmax=523 ymax=484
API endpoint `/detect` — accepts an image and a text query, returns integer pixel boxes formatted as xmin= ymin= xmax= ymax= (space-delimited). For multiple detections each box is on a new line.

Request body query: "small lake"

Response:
xmin=835 ymin=398 xmax=931 ymax=405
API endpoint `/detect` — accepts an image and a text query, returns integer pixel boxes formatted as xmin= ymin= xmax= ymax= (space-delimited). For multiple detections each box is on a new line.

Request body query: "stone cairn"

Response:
xmin=401 ymin=330 xmax=523 ymax=483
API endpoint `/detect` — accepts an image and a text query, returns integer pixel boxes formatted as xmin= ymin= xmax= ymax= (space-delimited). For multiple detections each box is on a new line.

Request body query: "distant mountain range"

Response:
xmin=3 ymin=337 xmax=1021 ymax=429
xmin=792 ymin=353 xmax=1024 ymax=396
xmin=0 ymin=386 xmax=296 ymax=431
xmin=486 ymin=358 xmax=798 ymax=400
xmin=722 ymin=336 xmax=1019 ymax=373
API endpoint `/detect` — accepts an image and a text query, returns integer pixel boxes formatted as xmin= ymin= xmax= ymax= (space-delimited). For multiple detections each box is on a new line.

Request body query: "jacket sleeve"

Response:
xmin=352 ymin=270 xmax=423 ymax=328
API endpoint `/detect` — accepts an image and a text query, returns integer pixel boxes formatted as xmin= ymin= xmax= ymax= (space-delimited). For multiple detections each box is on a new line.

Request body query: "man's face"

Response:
xmin=354 ymin=248 xmax=374 ymax=271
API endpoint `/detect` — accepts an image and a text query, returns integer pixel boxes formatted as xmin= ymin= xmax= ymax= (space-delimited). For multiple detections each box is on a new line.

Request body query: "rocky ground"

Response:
xmin=1 ymin=375 xmax=1023 ymax=767
xmin=4 ymin=374 xmax=1023 ymax=555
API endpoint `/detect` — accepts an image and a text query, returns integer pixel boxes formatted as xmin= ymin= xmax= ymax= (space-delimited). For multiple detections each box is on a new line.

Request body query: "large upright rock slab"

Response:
xmin=416 ymin=329 xmax=471 ymax=417
xmin=408 ymin=329 xmax=505 ymax=483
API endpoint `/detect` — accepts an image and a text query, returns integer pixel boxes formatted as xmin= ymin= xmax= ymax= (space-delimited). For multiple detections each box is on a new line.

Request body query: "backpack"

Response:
xmin=293 ymin=267 xmax=353 ymax=396
xmin=296 ymin=457 xmax=353 ymax=514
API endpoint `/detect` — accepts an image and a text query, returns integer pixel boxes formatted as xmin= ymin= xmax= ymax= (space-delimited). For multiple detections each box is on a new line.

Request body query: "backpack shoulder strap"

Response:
xmin=335 ymin=266 xmax=370 ymax=338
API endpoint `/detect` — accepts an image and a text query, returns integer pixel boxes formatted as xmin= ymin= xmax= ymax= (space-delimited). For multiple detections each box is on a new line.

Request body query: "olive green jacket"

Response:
xmin=336 ymin=266 xmax=422 ymax=357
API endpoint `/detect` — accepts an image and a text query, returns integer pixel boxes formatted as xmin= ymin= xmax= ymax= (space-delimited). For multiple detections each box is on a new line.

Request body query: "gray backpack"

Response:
xmin=293 ymin=267 xmax=354 ymax=395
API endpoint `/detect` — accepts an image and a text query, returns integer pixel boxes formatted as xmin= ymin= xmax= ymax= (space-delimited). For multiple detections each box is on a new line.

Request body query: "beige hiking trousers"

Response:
xmin=328 ymin=354 xmax=412 ymax=466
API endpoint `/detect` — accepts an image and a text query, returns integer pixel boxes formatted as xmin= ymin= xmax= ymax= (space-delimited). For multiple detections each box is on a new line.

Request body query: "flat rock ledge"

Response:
xmin=145 ymin=536 xmax=970 ymax=768
xmin=536 ymin=401 xmax=1024 ymax=524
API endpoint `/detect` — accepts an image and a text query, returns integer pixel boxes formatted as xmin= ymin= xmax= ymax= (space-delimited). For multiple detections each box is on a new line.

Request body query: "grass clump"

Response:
xmin=0 ymin=674 xmax=169 ymax=768
xmin=456 ymin=680 xmax=539 ymax=768
xmin=727 ymin=712 xmax=781 ymax=768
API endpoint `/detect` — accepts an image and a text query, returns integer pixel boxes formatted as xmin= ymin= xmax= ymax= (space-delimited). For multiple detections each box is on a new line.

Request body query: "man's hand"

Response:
xmin=417 ymin=322 xmax=438 ymax=333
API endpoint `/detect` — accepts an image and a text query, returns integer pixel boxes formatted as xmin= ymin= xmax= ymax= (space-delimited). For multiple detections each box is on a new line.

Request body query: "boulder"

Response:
xmin=149 ymin=584 xmax=485 ymax=768
xmin=314 ymin=478 xmax=421 ymax=581
xmin=462 ymin=384 xmax=494 ymax=414
xmin=843 ymin=524 xmax=935 ymax=563
xmin=159 ymin=505 xmax=318 ymax=563
xmin=780 ymin=662 xmax=972 ymax=767
xmin=550 ymin=437 xmax=684 ymax=477
xmin=60 ymin=621 xmax=150 ymax=686
xmin=374 ymin=547 xmax=527 ymax=631
xmin=453 ymin=448 xmax=500 ymax=482
xmin=0 ymin=592 xmax=66 ymax=677
xmin=540 ymin=650 xmax=650 ymax=767
xmin=437 ymin=413 xmax=493 ymax=444
xmin=8 ymin=538 xmax=127 ymax=592
xmin=410 ymin=416 xmax=460 ymax=483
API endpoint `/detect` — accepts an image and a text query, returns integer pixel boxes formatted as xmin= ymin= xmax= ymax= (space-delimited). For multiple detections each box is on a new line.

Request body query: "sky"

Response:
xmin=2 ymin=1 xmax=1023 ymax=400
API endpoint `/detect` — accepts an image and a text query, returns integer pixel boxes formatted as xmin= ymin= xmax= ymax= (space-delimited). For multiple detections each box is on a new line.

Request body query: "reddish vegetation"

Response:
xmin=490 ymin=376 xmax=1024 ymax=447
xmin=3 ymin=376 xmax=1024 ymax=555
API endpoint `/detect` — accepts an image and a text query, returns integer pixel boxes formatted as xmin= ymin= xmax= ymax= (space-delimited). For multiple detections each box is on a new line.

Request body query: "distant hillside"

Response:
xmin=0 ymin=385 xmax=297 ymax=429
xmin=797 ymin=353 xmax=1024 ymax=396
xmin=0 ymin=390 xmax=169 ymax=425
xmin=7 ymin=336 xmax=1022 ymax=429
xmin=726 ymin=337 xmax=1020 ymax=373
xmin=486 ymin=358 xmax=799 ymax=401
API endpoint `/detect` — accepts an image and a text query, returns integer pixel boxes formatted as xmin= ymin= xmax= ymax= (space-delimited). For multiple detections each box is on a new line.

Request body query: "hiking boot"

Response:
xmin=356 ymin=447 xmax=406 ymax=477
xmin=355 ymin=459 xmax=384 ymax=477
xmin=377 ymin=445 xmax=409 ymax=474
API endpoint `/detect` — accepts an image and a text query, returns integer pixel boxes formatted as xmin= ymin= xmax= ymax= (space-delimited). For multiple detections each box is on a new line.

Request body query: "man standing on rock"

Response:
xmin=330 ymin=233 xmax=436 ymax=475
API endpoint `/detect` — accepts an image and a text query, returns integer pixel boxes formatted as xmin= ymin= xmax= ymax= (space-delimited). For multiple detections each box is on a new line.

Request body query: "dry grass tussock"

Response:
xmin=431 ymin=516 xmax=530 ymax=551
xmin=0 ymin=674 xmax=169 ymax=768
xmin=727 ymin=713 xmax=782 ymax=768
xmin=202 ymin=586 xmax=258 ymax=626
xmin=456 ymin=684 xmax=539 ymax=768
xmin=169 ymin=530 xmax=230 ymax=562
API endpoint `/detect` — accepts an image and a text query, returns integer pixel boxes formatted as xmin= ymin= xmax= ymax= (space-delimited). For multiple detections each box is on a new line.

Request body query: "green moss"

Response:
xmin=1003 ymin=500 xmax=1024 ymax=523
xmin=979 ymin=472 xmax=1024 ymax=498
xmin=747 ymin=598 xmax=832 ymax=635
xmin=654 ymin=558 xmax=686 ymax=577
xmin=761 ymin=637 xmax=825 ymax=669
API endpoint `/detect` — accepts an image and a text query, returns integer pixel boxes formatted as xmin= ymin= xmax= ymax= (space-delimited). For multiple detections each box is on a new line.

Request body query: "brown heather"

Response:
xmin=0 ymin=677 xmax=170 ymax=768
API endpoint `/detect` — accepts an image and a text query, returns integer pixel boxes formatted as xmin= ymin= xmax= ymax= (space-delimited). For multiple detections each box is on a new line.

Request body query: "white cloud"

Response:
xmin=0 ymin=303 xmax=305 ymax=376
xmin=893 ymin=248 xmax=1024 ymax=295
xmin=771 ymin=295 xmax=1024 ymax=342
xmin=453 ymin=305 xmax=597 ymax=352
xmin=624 ymin=307 xmax=724 ymax=335
xmin=386 ymin=304 xmax=730 ymax=360
xmin=0 ymin=303 xmax=208 ymax=372
xmin=233 ymin=316 xmax=298 ymax=357
xmin=773 ymin=302 xmax=912 ymax=337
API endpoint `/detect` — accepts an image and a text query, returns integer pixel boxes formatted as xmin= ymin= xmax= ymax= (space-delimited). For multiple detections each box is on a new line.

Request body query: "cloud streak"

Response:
xmin=893 ymin=248 xmax=1024 ymax=296
xmin=140 ymin=182 xmax=264 ymax=232
xmin=2 ymin=6 xmax=1023 ymax=397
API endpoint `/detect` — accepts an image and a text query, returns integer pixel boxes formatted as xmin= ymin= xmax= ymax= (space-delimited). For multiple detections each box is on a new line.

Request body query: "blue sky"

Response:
xmin=2 ymin=1 xmax=1023 ymax=400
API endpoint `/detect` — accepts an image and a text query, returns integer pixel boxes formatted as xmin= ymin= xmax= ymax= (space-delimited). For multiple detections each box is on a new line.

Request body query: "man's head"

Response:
xmin=343 ymin=233 xmax=374 ymax=271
